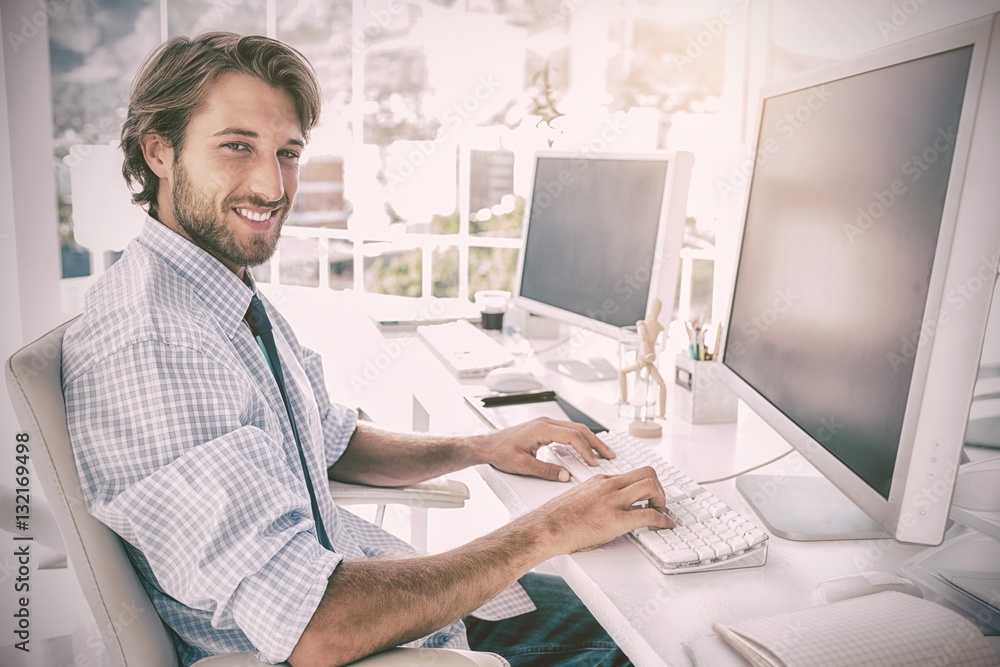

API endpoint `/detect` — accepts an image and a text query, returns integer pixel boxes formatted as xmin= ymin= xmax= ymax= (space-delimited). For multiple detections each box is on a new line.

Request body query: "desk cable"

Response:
xmin=696 ymin=448 xmax=795 ymax=485
xmin=528 ymin=334 xmax=575 ymax=355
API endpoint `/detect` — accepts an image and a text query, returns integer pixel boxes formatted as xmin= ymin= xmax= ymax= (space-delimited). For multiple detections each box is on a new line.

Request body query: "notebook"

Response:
xmin=713 ymin=591 xmax=998 ymax=667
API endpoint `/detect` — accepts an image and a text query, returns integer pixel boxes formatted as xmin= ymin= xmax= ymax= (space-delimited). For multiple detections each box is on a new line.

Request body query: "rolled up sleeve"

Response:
xmin=231 ymin=532 xmax=340 ymax=661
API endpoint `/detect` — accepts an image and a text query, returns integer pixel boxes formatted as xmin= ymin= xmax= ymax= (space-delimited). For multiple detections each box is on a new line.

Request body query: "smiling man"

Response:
xmin=61 ymin=32 xmax=670 ymax=667
xmin=140 ymin=74 xmax=300 ymax=272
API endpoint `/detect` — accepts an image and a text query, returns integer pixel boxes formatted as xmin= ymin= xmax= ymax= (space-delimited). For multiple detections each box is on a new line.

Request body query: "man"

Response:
xmin=62 ymin=32 xmax=671 ymax=667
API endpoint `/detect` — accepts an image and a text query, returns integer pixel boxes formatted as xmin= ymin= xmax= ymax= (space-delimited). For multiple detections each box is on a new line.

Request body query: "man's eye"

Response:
xmin=223 ymin=142 xmax=250 ymax=152
xmin=279 ymin=150 xmax=301 ymax=160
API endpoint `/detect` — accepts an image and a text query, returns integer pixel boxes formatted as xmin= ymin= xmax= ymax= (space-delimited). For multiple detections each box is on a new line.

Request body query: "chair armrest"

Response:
xmin=192 ymin=647 xmax=508 ymax=666
xmin=328 ymin=477 xmax=470 ymax=510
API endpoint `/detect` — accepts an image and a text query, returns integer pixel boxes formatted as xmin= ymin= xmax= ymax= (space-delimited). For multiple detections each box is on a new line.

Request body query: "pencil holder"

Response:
xmin=673 ymin=354 xmax=738 ymax=424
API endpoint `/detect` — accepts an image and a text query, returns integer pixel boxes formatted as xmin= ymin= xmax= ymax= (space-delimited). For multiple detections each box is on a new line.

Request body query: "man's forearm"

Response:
xmin=328 ymin=423 xmax=485 ymax=486
xmin=288 ymin=513 xmax=550 ymax=667
xmin=292 ymin=468 xmax=673 ymax=667
xmin=329 ymin=416 xmax=617 ymax=487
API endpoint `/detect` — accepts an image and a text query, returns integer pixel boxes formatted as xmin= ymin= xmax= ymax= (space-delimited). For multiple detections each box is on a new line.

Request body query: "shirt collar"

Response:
xmin=137 ymin=217 xmax=257 ymax=337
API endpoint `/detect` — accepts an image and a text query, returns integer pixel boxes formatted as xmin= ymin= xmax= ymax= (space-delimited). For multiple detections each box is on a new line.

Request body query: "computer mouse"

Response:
xmin=813 ymin=571 xmax=923 ymax=605
xmin=484 ymin=367 xmax=543 ymax=393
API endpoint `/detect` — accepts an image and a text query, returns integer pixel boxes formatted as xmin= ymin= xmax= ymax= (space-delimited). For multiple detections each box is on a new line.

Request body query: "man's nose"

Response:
xmin=247 ymin=154 xmax=284 ymax=203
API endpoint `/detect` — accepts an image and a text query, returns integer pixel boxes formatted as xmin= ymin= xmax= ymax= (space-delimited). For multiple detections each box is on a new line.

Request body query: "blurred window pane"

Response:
xmin=471 ymin=194 xmax=523 ymax=239
xmin=277 ymin=0 xmax=353 ymax=123
xmin=251 ymin=261 xmax=272 ymax=284
xmin=606 ymin=15 xmax=725 ymax=116
xmin=364 ymin=244 xmax=421 ymax=296
xmin=690 ymin=257 xmax=715 ymax=321
xmin=361 ymin=1 xmax=428 ymax=145
xmin=432 ymin=246 xmax=459 ymax=298
xmin=469 ymin=247 xmax=518 ymax=296
xmin=279 ymin=236 xmax=320 ymax=287
xmin=49 ymin=0 xmax=159 ymax=278
xmin=293 ymin=156 xmax=348 ymax=228
xmin=168 ymin=0 xmax=266 ymax=37
xmin=328 ymin=239 xmax=354 ymax=291
xmin=469 ymin=150 xmax=521 ymax=238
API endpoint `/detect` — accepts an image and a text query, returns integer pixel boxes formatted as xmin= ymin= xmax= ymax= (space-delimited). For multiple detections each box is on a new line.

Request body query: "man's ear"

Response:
xmin=140 ymin=132 xmax=174 ymax=180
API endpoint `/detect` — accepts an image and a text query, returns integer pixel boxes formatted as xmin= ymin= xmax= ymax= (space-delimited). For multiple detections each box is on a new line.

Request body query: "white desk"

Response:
xmin=268 ymin=288 xmax=974 ymax=667
xmin=417 ymin=380 xmax=933 ymax=667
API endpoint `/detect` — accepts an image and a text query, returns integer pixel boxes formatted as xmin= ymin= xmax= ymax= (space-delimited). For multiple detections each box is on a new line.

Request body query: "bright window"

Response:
xmin=51 ymin=0 xmax=744 ymax=314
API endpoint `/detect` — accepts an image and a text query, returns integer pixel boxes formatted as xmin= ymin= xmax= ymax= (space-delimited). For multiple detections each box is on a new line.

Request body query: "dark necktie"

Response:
xmin=245 ymin=294 xmax=333 ymax=551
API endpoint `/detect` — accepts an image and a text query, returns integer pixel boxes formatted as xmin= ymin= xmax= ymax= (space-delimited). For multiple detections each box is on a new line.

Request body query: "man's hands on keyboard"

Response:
xmin=518 ymin=467 xmax=676 ymax=557
xmin=537 ymin=431 xmax=770 ymax=574
xmin=477 ymin=419 xmax=767 ymax=572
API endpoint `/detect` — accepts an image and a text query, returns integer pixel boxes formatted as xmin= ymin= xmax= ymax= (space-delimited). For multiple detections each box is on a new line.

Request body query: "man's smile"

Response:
xmin=234 ymin=206 xmax=279 ymax=224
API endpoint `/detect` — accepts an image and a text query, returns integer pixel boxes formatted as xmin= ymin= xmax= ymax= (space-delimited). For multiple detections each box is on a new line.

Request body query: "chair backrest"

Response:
xmin=5 ymin=319 xmax=180 ymax=667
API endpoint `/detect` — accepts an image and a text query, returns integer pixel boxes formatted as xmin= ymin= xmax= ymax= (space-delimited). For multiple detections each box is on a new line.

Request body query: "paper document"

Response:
xmin=713 ymin=591 xmax=998 ymax=667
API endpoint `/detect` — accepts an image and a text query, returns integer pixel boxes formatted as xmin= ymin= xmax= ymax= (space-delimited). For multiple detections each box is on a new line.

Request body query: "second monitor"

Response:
xmin=512 ymin=151 xmax=694 ymax=343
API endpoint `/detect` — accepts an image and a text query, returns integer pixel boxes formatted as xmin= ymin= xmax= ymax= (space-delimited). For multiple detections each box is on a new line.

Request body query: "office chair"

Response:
xmin=5 ymin=319 xmax=507 ymax=667
xmin=328 ymin=477 xmax=470 ymax=553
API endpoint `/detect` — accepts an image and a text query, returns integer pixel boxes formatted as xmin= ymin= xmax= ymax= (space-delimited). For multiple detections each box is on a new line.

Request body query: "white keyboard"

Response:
xmin=544 ymin=431 xmax=768 ymax=574
xmin=417 ymin=319 xmax=516 ymax=378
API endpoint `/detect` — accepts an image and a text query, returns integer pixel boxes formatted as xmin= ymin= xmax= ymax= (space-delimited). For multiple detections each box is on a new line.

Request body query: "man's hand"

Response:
xmin=520 ymin=466 xmax=674 ymax=557
xmin=472 ymin=417 xmax=617 ymax=482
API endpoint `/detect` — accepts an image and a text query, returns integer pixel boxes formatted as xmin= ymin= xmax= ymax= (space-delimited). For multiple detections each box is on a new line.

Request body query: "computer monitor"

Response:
xmin=719 ymin=14 xmax=1000 ymax=546
xmin=512 ymin=151 xmax=694 ymax=344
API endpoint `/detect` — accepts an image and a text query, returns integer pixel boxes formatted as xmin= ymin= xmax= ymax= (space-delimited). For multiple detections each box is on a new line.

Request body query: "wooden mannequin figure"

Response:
xmin=619 ymin=297 xmax=666 ymax=437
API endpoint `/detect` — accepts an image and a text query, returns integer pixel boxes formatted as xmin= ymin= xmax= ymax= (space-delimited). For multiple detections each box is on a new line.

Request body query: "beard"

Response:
xmin=170 ymin=161 xmax=290 ymax=269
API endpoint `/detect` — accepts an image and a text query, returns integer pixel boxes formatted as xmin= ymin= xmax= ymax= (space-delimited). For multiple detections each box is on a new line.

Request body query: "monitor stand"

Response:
xmin=736 ymin=474 xmax=889 ymax=541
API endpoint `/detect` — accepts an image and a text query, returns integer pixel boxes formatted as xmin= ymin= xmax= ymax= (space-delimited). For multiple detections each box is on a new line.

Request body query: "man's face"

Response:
xmin=151 ymin=72 xmax=305 ymax=274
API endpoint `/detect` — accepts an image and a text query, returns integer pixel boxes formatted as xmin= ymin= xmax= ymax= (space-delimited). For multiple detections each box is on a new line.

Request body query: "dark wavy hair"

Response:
xmin=120 ymin=32 xmax=321 ymax=215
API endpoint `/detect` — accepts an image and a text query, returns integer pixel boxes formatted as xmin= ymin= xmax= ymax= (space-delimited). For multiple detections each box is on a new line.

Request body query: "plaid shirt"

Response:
xmin=62 ymin=219 xmax=533 ymax=665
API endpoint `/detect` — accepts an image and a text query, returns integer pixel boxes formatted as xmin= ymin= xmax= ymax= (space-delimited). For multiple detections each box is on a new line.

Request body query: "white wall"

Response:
xmin=2 ymin=1 xmax=89 ymax=661
xmin=2 ymin=0 xmax=62 ymax=342
xmin=771 ymin=0 xmax=1000 ymax=59
xmin=0 ymin=1 xmax=28 ymax=646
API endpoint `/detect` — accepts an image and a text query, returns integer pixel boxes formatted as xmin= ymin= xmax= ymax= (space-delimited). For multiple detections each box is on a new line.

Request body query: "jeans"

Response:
xmin=464 ymin=572 xmax=633 ymax=666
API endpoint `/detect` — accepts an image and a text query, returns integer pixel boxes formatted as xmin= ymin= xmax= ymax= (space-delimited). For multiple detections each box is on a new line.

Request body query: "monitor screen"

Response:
xmin=724 ymin=46 xmax=973 ymax=500
xmin=515 ymin=153 xmax=690 ymax=337
xmin=717 ymin=12 xmax=1000 ymax=547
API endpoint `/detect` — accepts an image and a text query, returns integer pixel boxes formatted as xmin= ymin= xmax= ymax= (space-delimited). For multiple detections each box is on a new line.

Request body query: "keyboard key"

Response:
xmin=659 ymin=548 xmax=698 ymax=565
xmin=695 ymin=545 xmax=716 ymax=560
xmin=726 ymin=536 xmax=749 ymax=552
xmin=674 ymin=512 xmax=694 ymax=526
xmin=708 ymin=502 xmax=730 ymax=517
xmin=665 ymin=485 xmax=686 ymax=501
xmin=712 ymin=542 xmax=733 ymax=558
xmin=638 ymin=532 xmax=664 ymax=549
